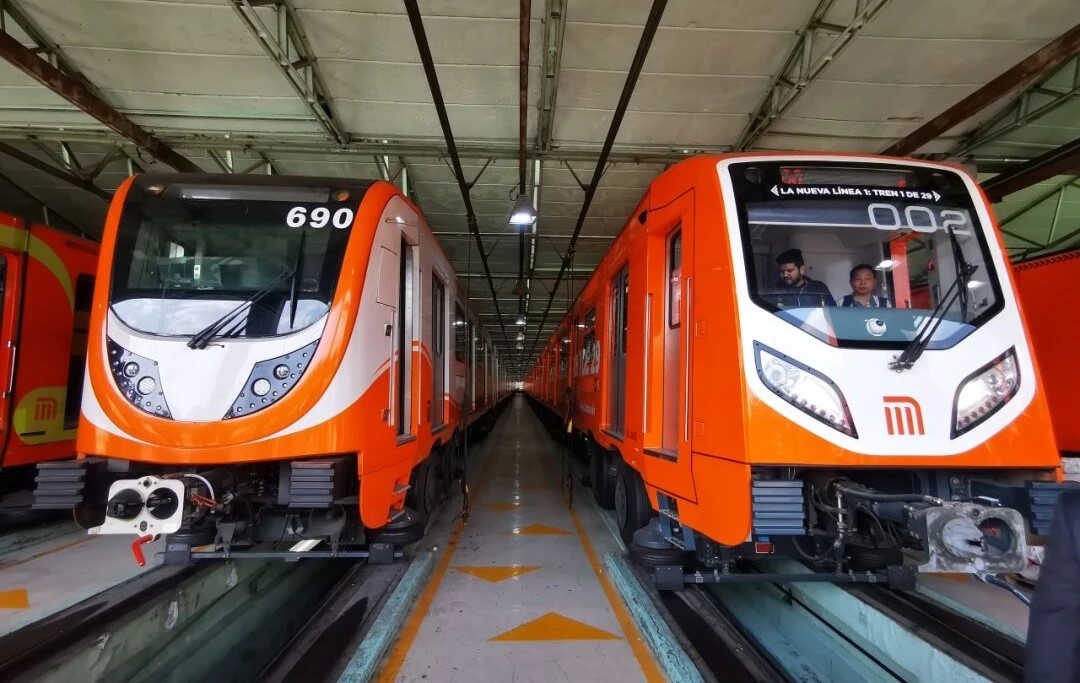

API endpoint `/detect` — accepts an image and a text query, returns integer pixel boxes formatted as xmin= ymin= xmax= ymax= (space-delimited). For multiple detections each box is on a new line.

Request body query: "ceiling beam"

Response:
xmin=999 ymin=176 xmax=1079 ymax=227
xmin=526 ymin=0 xmax=667 ymax=366
xmin=884 ymin=22 xmax=1080 ymax=157
xmin=0 ymin=19 xmax=198 ymax=172
xmin=405 ymin=0 xmax=509 ymax=348
xmin=536 ymin=0 xmax=567 ymax=152
xmin=982 ymin=137 xmax=1080 ymax=201
xmin=0 ymin=141 xmax=111 ymax=200
xmin=0 ymin=127 xmax=709 ymax=165
xmin=735 ymin=0 xmax=891 ymax=151
xmin=229 ymin=0 xmax=348 ymax=144
xmin=941 ymin=55 xmax=1080 ymax=160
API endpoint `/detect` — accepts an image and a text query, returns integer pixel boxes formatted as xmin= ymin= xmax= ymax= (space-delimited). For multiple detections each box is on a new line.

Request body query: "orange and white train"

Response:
xmin=527 ymin=154 xmax=1074 ymax=585
xmin=1012 ymin=249 xmax=1080 ymax=455
xmin=0 ymin=213 xmax=98 ymax=517
xmin=34 ymin=173 xmax=510 ymax=562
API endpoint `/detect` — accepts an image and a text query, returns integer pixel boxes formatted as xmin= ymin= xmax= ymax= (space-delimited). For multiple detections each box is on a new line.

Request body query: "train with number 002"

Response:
xmin=527 ymin=153 xmax=1075 ymax=589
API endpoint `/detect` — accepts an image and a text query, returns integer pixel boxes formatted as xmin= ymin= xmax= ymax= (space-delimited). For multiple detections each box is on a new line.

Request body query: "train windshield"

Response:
xmin=110 ymin=178 xmax=359 ymax=338
xmin=729 ymin=161 xmax=1004 ymax=349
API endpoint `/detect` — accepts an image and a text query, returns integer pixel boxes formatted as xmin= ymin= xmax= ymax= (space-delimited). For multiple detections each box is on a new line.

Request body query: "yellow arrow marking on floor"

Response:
xmin=510 ymin=524 xmax=569 ymax=536
xmin=480 ymin=502 xmax=524 ymax=511
xmin=0 ymin=589 xmax=29 ymax=609
xmin=454 ymin=565 xmax=539 ymax=583
xmin=490 ymin=612 xmax=621 ymax=641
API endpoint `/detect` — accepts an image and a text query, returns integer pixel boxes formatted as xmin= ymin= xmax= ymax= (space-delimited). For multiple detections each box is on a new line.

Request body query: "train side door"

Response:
xmin=431 ymin=275 xmax=446 ymax=428
xmin=0 ymin=243 xmax=21 ymax=463
xmin=642 ymin=191 xmax=696 ymax=499
xmin=606 ymin=265 xmax=629 ymax=437
xmin=396 ymin=237 xmax=415 ymax=437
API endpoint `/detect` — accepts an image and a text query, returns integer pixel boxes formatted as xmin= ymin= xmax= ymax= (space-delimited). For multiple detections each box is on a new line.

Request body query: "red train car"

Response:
xmin=528 ymin=154 xmax=1068 ymax=587
xmin=1012 ymin=249 xmax=1080 ymax=454
xmin=0 ymin=212 xmax=98 ymax=513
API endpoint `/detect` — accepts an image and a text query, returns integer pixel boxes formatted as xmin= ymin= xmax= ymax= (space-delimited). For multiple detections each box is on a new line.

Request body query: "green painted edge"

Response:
xmin=604 ymin=551 xmax=706 ymax=683
xmin=337 ymin=552 xmax=436 ymax=683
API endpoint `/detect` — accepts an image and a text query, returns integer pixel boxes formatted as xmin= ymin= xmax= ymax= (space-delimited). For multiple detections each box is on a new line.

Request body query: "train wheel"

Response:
xmin=614 ymin=462 xmax=651 ymax=546
xmin=590 ymin=446 xmax=615 ymax=509
xmin=408 ymin=456 xmax=440 ymax=520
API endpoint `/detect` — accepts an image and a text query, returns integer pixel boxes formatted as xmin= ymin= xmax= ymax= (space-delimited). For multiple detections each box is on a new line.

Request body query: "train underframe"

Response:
xmin=526 ymin=394 xmax=1074 ymax=591
xmin=31 ymin=403 xmax=507 ymax=565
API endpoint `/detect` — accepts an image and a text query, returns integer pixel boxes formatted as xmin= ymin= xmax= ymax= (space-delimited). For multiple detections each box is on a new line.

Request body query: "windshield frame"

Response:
xmin=109 ymin=173 xmax=371 ymax=340
xmin=728 ymin=159 xmax=1006 ymax=351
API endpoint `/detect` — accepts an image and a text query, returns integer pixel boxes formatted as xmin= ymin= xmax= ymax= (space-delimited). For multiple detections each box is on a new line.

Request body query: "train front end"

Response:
xmin=36 ymin=173 xmax=412 ymax=563
xmin=704 ymin=156 xmax=1066 ymax=579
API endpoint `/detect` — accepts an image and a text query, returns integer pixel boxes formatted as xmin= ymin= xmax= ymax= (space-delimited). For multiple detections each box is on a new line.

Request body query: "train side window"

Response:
xmin=64 ymin=274 xmax=95 ymax=429
xmin=669 ymin=229 xmax=682 ymax=327
xmin=454 ymin=304 xmax=467 ymax=362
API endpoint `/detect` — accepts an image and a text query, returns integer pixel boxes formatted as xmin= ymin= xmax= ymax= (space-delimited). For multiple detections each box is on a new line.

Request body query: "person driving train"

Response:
xmin=840 ymin=264 xmax=892 ymax=308
xmin=765 ymin=248 xmax=836 ymax=308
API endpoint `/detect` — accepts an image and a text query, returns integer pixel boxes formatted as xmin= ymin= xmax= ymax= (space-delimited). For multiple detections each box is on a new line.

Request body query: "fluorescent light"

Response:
xmin=515 ymin=315 xmax=526 ymax=326
xmin=875 ymin=259 xmax=896 ymax=271
xmin=509 ymin=193 xmax=537 ymax=226
xmin=967 ymin=279 xmax=985 ymax=289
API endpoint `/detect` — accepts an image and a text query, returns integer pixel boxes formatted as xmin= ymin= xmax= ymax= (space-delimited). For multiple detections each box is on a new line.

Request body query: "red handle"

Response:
xmin=131 ymin=534 xmax=155 ymax=567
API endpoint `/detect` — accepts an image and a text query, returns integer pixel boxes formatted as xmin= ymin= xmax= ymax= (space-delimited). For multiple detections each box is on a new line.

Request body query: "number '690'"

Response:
xmin=286 ymin=206 xmax=355 ymax=229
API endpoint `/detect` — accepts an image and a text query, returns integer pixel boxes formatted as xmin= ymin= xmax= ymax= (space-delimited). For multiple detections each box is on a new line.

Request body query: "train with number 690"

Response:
xmin=33 ymin=173 xmax=509 ymax=564
xmin=527 ymin=153 xmax=1075 ymax=589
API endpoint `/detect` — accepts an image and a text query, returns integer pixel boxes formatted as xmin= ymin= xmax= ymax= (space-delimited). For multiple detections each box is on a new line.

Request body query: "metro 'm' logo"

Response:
xmin=34 ymin=397 xmax=58 ymax=422
xmin=883 ymin=396 xmax=924 ymax=436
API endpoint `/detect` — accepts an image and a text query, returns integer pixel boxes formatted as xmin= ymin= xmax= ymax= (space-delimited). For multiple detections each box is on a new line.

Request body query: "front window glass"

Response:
xmin=111 ymin=178 xmax=362 ymax=338
xmin=730 ymin=162 xmax=1003 ymax=348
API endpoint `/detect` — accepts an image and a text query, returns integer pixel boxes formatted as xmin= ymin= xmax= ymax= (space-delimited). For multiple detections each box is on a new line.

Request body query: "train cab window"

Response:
xmin=110 ymin=179 xmax=360 ymax=339
xmin=669 ymin=229 xmax=682 ymax=327
xmin=64 ymin=274 xmax=95 ymax=429
xmin=729 ymin=161 xmax=1003 ymax=349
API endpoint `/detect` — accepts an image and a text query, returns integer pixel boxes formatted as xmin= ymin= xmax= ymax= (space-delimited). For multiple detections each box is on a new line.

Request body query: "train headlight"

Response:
xmin=107 ymin=338 xmax=172 ymax=419
xmin=136 ymin=377 xmax=156 ymax=395
xmin=952 ymin=348 xmax=1019 ymax=438
xmin=224 ymin=340 xmax=318 ymax=419
xmin=754 ymin=342 xmax=856 ymax=437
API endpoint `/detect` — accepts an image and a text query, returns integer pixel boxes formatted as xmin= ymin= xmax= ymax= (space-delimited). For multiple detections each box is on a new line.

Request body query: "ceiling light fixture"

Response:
xmin=509 ymin=193 xmax=537 ymax=227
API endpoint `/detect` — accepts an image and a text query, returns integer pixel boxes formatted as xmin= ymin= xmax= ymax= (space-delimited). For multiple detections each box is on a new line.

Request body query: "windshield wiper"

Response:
xmin=187 ymin=267 xmax=294 ymax=350
xmin=889 ymin=229 xmax=978 ymax=372
xmin=288 ymin=230 xmax=306 ymax=329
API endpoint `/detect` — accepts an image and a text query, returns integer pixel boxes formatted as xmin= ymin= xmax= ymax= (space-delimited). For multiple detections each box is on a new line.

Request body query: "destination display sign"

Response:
xmin=769 ymin=184 xmax=943 ymax=202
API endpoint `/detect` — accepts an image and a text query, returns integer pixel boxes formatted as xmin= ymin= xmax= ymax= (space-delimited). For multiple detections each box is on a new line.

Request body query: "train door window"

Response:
xmin=431 ymin=275 xmax=446 ymax=428
xmin=607 ymin=266 xmax=629 ymax=437
xmin=579 ymin=308 xmax=598 ymax=376
xmin=396 ymin=240 xmax=414 ymax=436
xmin=669 ymin=231 xmax=682 ymax=327
xmin=468 ymin=329 xmax=477 ymax=410
xmin=558 ymin=340 xmax=568 ymax=384
xmin=64 ymin=274 xmax=95 ymax=429
xmin=454 ymin=304 xmax=467 ymax=362
xmin=664 ymin=229 xmax=681 ymax=452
